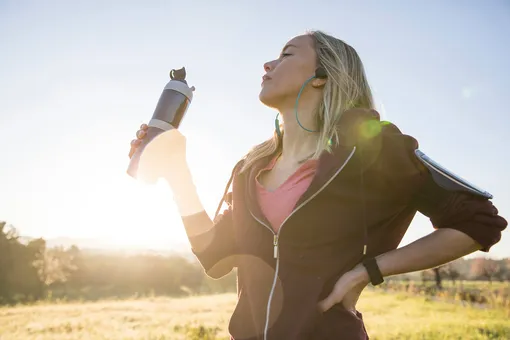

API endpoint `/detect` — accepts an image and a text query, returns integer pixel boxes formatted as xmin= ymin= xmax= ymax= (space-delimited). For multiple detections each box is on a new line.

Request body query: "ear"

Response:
xmin=312 ymin=78 xmax=327 ymax=88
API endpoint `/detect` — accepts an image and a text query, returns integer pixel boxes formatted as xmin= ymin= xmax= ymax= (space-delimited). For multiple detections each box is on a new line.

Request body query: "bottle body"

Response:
xmin=127 ymin=68 xmax=194 ymax=181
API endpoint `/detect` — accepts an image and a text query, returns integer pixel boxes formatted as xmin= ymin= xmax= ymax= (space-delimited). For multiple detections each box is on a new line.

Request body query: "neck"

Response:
xmin=279 ymin=104 xmax=320 ymax=162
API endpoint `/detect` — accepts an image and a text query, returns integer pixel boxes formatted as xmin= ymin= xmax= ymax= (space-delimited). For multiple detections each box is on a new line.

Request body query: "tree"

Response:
xmin=442 ymin=262 xmax=461 ymax=285
xmin=432 ymin=267 xmax=442 ymax=289
xmin=420 ymin=269 xmax=433 ymax=284
xmin=0 ymin=222 xmax=44 ymax=303
xmin=470 ymin=257 xmax=503 ymax=283
xmin=504 ymin=259 xmax=510 ymax=281
xmin=32 ymin=245 xmax=78 ymax=287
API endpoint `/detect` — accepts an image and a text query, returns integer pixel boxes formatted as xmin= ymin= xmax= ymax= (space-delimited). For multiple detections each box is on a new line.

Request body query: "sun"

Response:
xmin=37 ymin=125 xmax=232 ymax=252
xmin=41 ymin=144 xmax=189 ymax=251
xmin=96 ymin=175 xmax=188 ymax=250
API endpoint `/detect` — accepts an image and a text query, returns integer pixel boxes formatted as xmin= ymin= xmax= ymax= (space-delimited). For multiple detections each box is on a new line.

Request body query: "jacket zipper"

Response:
xmin=273 ymin=235 xmax=278 ymax=258
xmin=250 ymin=146 xmax=357 ymax=340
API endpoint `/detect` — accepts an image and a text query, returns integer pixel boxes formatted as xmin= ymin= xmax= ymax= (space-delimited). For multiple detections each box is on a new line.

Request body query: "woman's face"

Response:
xmin=259 ymin=35 xmax=318 ymax=110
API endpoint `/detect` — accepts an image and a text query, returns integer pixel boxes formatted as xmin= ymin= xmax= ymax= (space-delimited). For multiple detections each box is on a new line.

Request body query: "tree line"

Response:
xmin=0 ymin=221 xmax=508 ymax=305
xmin=0 ymin=221 xmax=236 ymax=305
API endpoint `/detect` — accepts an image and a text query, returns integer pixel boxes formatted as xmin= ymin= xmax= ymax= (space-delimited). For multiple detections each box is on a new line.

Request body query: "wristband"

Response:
xmin=362 ymin=257 xmax=384 ymax=286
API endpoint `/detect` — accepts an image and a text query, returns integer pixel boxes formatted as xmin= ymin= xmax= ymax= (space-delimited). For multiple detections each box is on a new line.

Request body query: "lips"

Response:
xmin=262 ymin=74 xmax=272 ymax=85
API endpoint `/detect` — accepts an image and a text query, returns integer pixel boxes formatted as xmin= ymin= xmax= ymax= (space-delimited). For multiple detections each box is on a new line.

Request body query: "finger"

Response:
xmin=317 ymin=296 xmax=336 ymax=313
xmin=136 ymin=129 xmax=146 ymax=139
xmin=140 ymin=123 xmax=148 ymax=130
xmin=131 ymin=139 xmax=141 ymax=146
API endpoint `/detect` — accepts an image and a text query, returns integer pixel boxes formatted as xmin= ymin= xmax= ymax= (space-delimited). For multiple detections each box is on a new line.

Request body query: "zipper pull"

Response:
xmin=273 ymin=235 xmax=278 ymax=259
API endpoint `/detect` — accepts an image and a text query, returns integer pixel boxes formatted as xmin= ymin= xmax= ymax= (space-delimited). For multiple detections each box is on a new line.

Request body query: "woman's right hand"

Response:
xmin=128 ymin=123 xmax=189 ymax=183
xmin=128 ymin=123 xmax=204 ymax=217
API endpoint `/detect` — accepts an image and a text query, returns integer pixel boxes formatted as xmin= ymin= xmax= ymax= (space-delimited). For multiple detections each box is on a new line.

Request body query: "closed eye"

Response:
xmin=280 ymin=53 xmax=292 ymax=59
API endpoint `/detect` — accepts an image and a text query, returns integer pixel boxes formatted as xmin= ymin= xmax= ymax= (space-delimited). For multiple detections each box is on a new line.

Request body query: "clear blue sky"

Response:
xmin=1 ymin=0 xmax=509 ymax=258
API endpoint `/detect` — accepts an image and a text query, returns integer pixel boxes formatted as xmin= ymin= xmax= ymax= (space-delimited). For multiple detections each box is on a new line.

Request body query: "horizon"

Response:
xmin=11 ymin=233 xmax=508 ymax=263
xmin=1 ymin=1 xmax=509 ymax=259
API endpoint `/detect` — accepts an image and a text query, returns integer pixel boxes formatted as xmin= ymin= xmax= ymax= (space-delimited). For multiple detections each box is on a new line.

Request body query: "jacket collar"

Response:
xmin=244 ymin=109 xmax=381 ymax=225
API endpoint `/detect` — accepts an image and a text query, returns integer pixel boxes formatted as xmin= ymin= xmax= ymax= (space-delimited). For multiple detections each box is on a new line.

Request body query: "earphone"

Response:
xmin=314 ymin=67 xmax=327 ymax=79
xmin=275 ymin=67 xmax=327 ymax=137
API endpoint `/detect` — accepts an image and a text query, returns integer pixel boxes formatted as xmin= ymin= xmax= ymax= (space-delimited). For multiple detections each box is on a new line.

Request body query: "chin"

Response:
xmin=259 ymin=88 xmax=280 ymax=109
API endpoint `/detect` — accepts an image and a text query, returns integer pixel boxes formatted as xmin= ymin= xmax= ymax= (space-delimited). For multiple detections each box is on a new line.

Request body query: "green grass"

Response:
xmin=358 ymin=290 xmax=509 ymax=339
xmin=0 ymin=290 xmax=508 ymax=339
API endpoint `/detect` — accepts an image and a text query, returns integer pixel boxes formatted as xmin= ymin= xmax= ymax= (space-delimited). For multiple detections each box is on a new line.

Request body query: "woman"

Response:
xmin=129 ymin=31 xmax=507 ymax=340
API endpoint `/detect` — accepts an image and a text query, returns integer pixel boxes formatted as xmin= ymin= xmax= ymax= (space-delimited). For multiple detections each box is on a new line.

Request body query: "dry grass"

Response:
xmin=0 ymin=290 xmax=508 ymax=339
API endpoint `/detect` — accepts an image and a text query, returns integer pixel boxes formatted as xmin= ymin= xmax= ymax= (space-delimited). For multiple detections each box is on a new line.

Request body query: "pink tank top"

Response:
xmin=256 ymin=155 xmax=318 ymax=233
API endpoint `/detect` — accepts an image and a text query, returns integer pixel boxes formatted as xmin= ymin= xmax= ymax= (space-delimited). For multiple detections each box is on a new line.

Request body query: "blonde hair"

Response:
xmin=239 ymin=30 xmax=375 ymax=174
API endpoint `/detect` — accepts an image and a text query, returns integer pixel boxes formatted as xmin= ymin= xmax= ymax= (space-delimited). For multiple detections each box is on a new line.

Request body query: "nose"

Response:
xmin=264 ymin=60 xmax=277 ymax=73
xmin=264 ymin=61 xmax=271 ymax=73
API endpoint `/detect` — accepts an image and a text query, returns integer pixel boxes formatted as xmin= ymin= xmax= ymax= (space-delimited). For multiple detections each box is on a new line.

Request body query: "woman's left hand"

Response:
xmin=317 ymin=266 xmax=369 ymax=313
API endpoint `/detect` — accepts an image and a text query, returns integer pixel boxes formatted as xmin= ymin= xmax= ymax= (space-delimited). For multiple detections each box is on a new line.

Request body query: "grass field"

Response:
xmin=0 ymin=289 xmax=509 ymax=340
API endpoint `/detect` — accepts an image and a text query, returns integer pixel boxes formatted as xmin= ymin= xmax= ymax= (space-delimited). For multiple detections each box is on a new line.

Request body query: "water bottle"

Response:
xmin=127 ymin=67 xmax=195 ymax=182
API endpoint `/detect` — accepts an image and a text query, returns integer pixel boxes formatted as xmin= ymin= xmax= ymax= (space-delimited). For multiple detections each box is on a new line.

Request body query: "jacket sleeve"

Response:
xmin=365 ymin=121 xmax=507 ymax=252
xmin=411 ymin=162 xmax=507 ymax=252
xmin=182 ymin=192 xmax=238 ymax=279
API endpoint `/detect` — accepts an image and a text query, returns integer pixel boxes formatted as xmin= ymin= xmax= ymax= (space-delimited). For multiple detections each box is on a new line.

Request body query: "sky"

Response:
xmin=1 ymin=0 xmax=509 ymax=258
